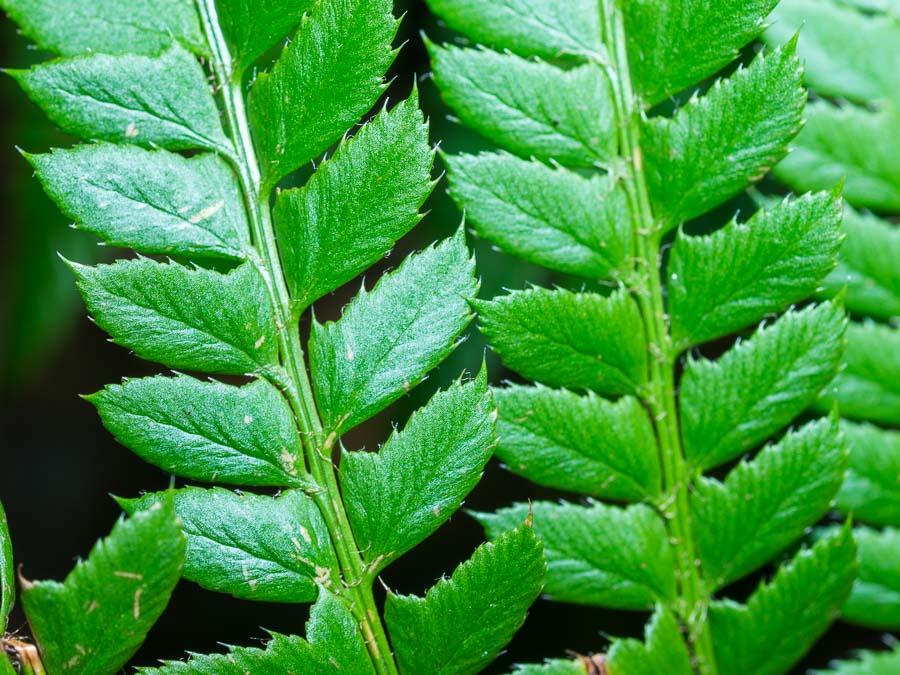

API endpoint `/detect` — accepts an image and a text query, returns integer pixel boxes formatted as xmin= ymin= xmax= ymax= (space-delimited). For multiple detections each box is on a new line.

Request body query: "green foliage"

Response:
xmin=840 ymin=527 xmax=900 ymax=629
xmin=709 ymin=525 xmax=858 ymax=675
xmin=90 ymin=375 xmax=306 ymax=488
xmin=0 ymin=0 xmax=206 ymax=56
xmin=340 ymin=371 xmax=497 ymax=573
xmin=0 ymin=500 xmax=12 ymax=634
xmin=120 ymin=488 xmax=332 ymax=603
xmin=2 ymin=0 xmax=539 ymax=672
xmin=248 ymin=0 xmax=397 ymax=186
xmin=139 ymin=590 xmax=373 ymax=675
xmin=384 ymin=522 xmax=544 ymax=675
xmin=273 ymin=97 xmax=435 ymax=311
xmin=10 ymin=45 xmax=229 ymax=152
xmin=29 ymin=145 xmax=250 ymax=259
xmin=477 ymin=287 xmax=647 ymax=396
xmin=606 ymin=608 xmax=693 ymax=675
xmin=310 ymin=230 xmax=478 ymax=434
xmin=443 ymin=152 xmax=630 ymax=278
xmin=478 ymin=502 xmax=675 ymax=610
xmin=21 ymin=502 xmax=185 ymax=674
xmin=817 ymin=648 xmax=900 ymax=675
xmin=428 ymin=0 xmax=852 ymax=671
xmin=72 ymin=259 xmax=278 ymax=375
xmin=763 ymin=0 xmax=900 ymax=637
xmin=493 ymin=385 xmax=659 ymax=501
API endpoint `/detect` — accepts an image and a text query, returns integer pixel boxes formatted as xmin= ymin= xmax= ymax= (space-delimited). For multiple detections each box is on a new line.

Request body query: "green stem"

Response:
xmin=600 ymin=3 xmax=717 ymax=673
xmin=195 ymin=3 xmax=398 ymax=673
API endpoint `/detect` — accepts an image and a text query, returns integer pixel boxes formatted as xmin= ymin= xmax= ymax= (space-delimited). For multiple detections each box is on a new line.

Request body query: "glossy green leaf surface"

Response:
xmin=341 ymin=372 xmax=496 ymax=573
xmin=477 ymin=501 xmax=675 ymax=610
xmin=506 ymin=660 xmax=587 ymax=675
xmin=89 ymin=375 xmax=304 ymax=487
xmin=842 ymin=526 xmax=900 ymax=630
xmin=836 ymin=423 xmax=900 ymax=527
xmin=0 ymin=499 xmax=12 ymax=633
xmin=122 ymin=489 xmax=335 ymax=603
xmin=477 ymin=287 xmax=647 ymax=397
xmin=709 ymin=525 xmax=858 ymax=675
xmin=310 ymin=231 xmax=477 ymax=433
xmin=274 ymin=97 xmax=433 ymax=310
xmin=823 ymin=205 xmax=900 ymax=321
xmin=764 ymin=0 xmax=900 ymax=107
xmin=644 ymin=40 xmax=805 ymax=229
xmin=774 ymin=103 xmax=900 ymax=212
xmin=681 ymin=302 xmax=846 ymax=470
xmin=12 ymin=45 xmax=229 ymax=152
xmin=21 ymin=501 xmax=185 ymax=675
xmin=73 ymin=259 xmax=278 ymax=375
xmin=385 ymin=523 xmax=544 ymax=675
xmin=139 ymin=590 xmax=373 ymax=675
xmin=816 ymin=648 xmax=900 ymax=675
xmin=248 ymin=0 xmax=397 ymax=185
xmin=669 ymin=190 xmax=843 ymax=348
xmin=818 ymin=321 xmax=900 ymax=425
xmin=0 ymin=0 xmax=206 ymax=57
xmin=606 ymin=607 xmax=694 ymax=675
xmin=424 ymin=0 xmax=604 ymax=59
xmin=444 ymin=152 xmax=630 ymax=278
xmin=215 ymin=0 xmax=317 ymax=71
xmin=692 ymin=416 xmax=848 ymax=589
xmin=493 ymin=385 xmax=659 ymax=501
xmin=624 ymin=0 xmax=780 ymax=105
xmin=29 ymin=145 xmax=248 ymax=259
xmin=429 ymin=43 xmax=614 ymax=167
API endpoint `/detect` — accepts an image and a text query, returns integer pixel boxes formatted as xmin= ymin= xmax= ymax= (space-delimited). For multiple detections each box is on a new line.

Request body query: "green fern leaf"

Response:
xmin=72 ymin=259 xmax=278 ymax=375
xmin=427 ymin=43 xmax=615 ymax=166
xmin=248 ymin=0 xmax=397 ymax=186
xmin=88 ymin=375 xmax=305 ymax=488
xmin=340 ymin=371 xmax=497 ymax=573
xmin=0 ymin=499 xmax=12 ymax=634
xmin=138 ymin=590 xmax=373 ymax=675
xmin=310 ymin=231 xmax=477 ymax=434
xmin=122 ymin=489 xmax=335 ymax=604
xmin=273 ymin=96 xmax=434 ymax=311
xmin=384 ymin=522 xmax=544 ymax=675
xmin=28 ymin=145 xmax=248 ymax=260
xmin=692 ymin=416 xmax=848 ymax=590
xmin=493 ymin=385 xmax=660 ymax=501
xmin=477 ymin=287 xmax=647 ymax=396
xmin=21 ymin=501 xmax=185 ymax=674
xmin=477 ymin=501 xmax=675 ymax=610
xmin=680 ymin=301 xmax=846 ymax=470
xmin=709 ymin=524 xmax=858 ymax=675
xmin=426 ymin=0 xmax=604 ymax=59
xmin=774 ymin=103 xmax=900 ymax=212
xmin=840 ymin=526 xmax=900 ymax=630
xmin=765 ymin=0 xmax=900 ymax=107
xmin=836 ymin=422 xmax=900 ymax=527
xmin=822 ymin=205 xmax=900 ymax=320
xmin=818 ymin=321 xmax=900 ymax=424
xmin=669 ymin=189 xmax=843 ymax=348
xmin=444 ymin=152 xmax=630 ymax=278
xmin=815 ymin=648 xmax=900 ymax=675
xmin=10 ymin=45 xmax=230 ymax=152
xmin=643 ymin=40 xmax=805 ymax=229
xmin=215 ymin=0 xmax=316 ymax=72
xmin=0 ymin=0 xmax=206 ymax=57
xmin=606 ymin=607 xmax=693 ymax=675
xmin=624 ymin=0 xmax=780 ymax=105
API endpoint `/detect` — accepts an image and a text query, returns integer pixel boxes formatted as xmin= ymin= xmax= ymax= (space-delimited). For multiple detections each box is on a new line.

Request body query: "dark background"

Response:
xmin=0 ymin=2 xmax=890 ymax=672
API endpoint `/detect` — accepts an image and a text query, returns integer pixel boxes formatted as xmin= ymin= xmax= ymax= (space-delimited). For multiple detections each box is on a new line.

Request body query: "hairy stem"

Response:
xmin=195 ymin=3 xmax=398 ymax=672
xmin=600 ymin=3 xmax=717 ymax=672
